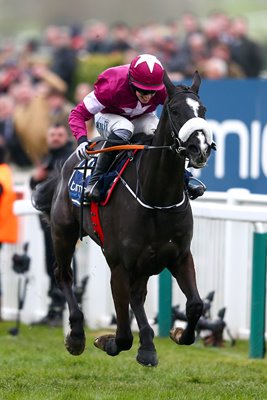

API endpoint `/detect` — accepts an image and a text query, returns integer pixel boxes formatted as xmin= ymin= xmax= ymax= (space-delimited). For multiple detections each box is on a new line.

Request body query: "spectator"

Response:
xmin=210 ymin=43 xmax=245 ymax=78
xmin=201 ymin=57 xmax=229 ymax=79
xmin=179 ymin=12 xmax=201 ymax=48
xmin=30 ymin=124 xmax=74 ymax=327
xmin=0 ymin=136 xmax=19 ymax=319
xmin=84 ymin=20 xmax=112 ymax=54
xmin=46 ymin=88 xmax=74 ymax=140
xmin=12 ymin=69 xmax=70 ymax=165
xmin=109 ymin=22 xmax=132 ymax=53
xmin=229 ymin=16 xmax=264 ymax=77
xmin=48 ymin=27 xmax=77 ymax=95
xmin=168 ymin=32 xmax=209 ymax=78
xmin=0 ymin=94 xmax=32 ymax=167
xmin=0 ymin=135 xmax=18 ymax=244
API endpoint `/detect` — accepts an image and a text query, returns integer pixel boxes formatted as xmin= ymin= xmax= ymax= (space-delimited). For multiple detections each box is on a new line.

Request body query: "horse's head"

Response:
xmin=164 ymin=71 xmax=216 ymax=169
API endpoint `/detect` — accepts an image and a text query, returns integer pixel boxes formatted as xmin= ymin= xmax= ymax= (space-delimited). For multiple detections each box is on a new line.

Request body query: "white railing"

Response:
xmin=191 ymin=188 xmax=267 ymax=339
xmin=1 ymin=188 xmax=266 ymax=339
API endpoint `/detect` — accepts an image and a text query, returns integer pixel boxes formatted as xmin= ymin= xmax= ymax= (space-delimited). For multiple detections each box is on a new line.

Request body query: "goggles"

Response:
xmin=132 ymin=86 xmax=156 ymax=95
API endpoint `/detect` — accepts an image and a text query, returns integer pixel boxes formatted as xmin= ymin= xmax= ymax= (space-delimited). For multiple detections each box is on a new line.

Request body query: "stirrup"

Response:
xmin=187 ymin=177 xmax=206 ymax=200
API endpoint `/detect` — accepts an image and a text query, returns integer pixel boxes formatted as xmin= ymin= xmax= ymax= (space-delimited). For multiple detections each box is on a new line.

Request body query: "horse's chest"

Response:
xmin=137 ymin=238 xmax=187 ymax=275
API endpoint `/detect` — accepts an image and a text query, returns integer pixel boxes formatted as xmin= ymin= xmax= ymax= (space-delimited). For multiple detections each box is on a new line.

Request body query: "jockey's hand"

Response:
xmin=76 ymin=141 xmax=90 ymax=160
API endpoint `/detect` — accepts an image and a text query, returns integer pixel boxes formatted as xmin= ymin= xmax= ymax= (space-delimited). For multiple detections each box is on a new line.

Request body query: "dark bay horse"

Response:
xmin=33 ymin=71 xmax=216 ymax=367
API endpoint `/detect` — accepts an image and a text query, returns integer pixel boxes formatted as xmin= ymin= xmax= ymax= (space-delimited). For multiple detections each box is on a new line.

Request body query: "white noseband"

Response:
xmin=178 ymin=117 xmax=213 ymax=145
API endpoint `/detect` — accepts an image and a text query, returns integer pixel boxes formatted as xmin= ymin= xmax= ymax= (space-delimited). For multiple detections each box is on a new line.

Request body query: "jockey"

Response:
xmin=69 ymin=53 xmax=206 ymax=202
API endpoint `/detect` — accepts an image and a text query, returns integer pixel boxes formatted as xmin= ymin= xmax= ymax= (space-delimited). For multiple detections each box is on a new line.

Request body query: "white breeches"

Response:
xmin=94 ymin=112 xmax=159 ymax=140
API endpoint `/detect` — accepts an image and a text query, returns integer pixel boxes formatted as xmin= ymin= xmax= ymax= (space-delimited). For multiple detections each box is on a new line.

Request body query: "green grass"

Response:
xmin=0 ymin=321 xmax=267 ymax=400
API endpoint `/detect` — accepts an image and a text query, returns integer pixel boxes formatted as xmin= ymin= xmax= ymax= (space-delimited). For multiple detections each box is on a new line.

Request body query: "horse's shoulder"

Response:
xmin=62 ymin=152 xmax=78 ymax=178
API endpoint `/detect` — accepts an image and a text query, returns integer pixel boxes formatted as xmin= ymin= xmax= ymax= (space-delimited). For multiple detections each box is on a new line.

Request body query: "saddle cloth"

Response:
xmin=68 ymin=153 xmax=129 ymax=207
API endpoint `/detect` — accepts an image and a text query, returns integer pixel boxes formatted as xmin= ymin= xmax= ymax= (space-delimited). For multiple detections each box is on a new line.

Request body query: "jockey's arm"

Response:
xmin=68 ymin=102 xmax=94 ymax=143
xmin=69 ymin=89 xmax=106 ymax=143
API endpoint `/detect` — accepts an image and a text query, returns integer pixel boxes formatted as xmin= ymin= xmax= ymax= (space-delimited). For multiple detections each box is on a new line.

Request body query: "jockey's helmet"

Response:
xmin=129 ymin=54 xmax=165 ymax=91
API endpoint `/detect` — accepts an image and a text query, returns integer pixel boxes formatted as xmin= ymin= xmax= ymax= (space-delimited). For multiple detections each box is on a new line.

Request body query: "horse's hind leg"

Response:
xmin=52 ymin=224 xmax=85 ymax=355
xmin=94 ymin=265 xmax=133 ymax=356
xmin=169 ymin=251 xmax=203 ymax=345
xmin=130 ymin=277 xmax=158 ymax=367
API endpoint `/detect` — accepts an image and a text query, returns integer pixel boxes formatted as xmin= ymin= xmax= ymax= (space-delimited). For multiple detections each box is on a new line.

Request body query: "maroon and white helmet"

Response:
xmin=129 ymin=54 xmax=165 ymax=91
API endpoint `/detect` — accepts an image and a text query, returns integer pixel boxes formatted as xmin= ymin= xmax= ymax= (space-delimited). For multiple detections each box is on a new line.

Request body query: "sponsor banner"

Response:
xmin=159 ymin=79 xmax=267 ymax=194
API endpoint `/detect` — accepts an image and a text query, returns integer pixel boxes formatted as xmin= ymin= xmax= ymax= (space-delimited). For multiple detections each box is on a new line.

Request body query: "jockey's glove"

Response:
xmin=76 ymin=137 xmax=90 ymax=160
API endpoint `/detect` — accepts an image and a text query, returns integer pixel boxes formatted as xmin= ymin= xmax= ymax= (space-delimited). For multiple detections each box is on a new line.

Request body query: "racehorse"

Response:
xmin=33 ymin=71 xmax=216 ymax=367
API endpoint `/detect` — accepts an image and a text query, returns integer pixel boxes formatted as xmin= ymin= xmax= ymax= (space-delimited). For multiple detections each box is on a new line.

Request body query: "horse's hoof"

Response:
xmin=170 ymin=327 xmax=195 ymax=345
xmin=136 ymin=349 xmax=158 ymax=367
xmin=94 ymin=334 xmax=119 ymax=356
xmin=65 ymin=332 xmax=86 ymax=355
xmin=170 ymin=327 xmax=184 ymax=344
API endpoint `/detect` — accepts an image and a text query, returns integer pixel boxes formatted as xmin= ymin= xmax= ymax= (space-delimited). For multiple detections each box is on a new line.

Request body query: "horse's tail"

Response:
xmin=31 ymin=172 xmax=60 ymax=219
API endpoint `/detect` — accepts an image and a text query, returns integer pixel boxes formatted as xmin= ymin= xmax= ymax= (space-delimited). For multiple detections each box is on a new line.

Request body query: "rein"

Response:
xmin=85 ymin=141 xmax=174 ymax=155
xmin=117 ymin=172 xmax=187 ymax=211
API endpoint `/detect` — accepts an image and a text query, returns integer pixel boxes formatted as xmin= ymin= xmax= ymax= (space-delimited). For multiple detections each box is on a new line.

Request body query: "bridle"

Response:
xmin=166 ymin=87 xmax=215 ymax=156
xmin=166 ymin=87 xmax=201 ymax=156
xmin=166 ymin=103 xmax=187 ymax=156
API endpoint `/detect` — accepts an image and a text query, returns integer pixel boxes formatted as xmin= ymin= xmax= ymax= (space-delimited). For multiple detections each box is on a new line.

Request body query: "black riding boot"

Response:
xmin=85 ymin=132 xmax=128 ymax=202
xmin=184 ymin=170 xmax=206 ymax=200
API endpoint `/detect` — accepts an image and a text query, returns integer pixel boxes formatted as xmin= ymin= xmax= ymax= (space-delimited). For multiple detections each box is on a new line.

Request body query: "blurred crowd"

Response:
xmin=0 ymin=11 xmax=266 ymax=170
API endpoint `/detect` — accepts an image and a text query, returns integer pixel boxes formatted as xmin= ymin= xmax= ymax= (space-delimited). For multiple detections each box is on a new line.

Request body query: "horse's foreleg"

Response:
xmin=52 ymin=225 xmax=85 ymax=355
xmin=94 ymin=265 xmax=133 ymax=356
xmin=169 ymin=251 xmax=203 ymax=345
xmin=130 ymin=277 xmax=158 ymax=367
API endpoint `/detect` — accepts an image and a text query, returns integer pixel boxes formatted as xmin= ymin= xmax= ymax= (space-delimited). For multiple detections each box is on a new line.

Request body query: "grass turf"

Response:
xmin=0 ymin=321 xmax=266 ymax=400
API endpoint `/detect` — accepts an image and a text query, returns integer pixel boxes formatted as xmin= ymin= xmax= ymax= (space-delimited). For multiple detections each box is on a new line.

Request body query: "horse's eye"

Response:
xmin=171 ymin=109 xmax=179 ymax=116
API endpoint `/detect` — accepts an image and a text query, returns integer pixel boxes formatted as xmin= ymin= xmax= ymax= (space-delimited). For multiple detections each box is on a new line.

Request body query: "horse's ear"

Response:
xmin=191 ymin=71 xmax=201 ymax=94
xmin=163 ymin=71 xmax=176 ymax=96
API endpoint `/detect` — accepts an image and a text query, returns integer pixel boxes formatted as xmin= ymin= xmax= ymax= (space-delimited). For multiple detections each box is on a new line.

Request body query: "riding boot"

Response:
xmin=184 ymin=169 xmax=206 ymax=200
xmin=85 ymin=132 xmax=129 ymax=202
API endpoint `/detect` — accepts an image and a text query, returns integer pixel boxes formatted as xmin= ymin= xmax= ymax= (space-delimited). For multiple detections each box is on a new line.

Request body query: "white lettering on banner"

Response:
xmin=250 ymin=121 xmax=261 ymax=179
xmin=209 ymin=119 xmax=249 ymax=179
xmin=193 ymin=119 xmax=267 ymax=180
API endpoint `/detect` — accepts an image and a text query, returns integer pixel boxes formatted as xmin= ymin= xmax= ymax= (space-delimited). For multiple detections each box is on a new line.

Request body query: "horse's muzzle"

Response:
xmin=187 ymin=151 xmax=208 ymax=169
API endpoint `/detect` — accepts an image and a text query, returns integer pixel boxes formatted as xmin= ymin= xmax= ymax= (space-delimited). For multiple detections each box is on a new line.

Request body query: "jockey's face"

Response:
xmin=134 ymin=87 xmax=156 ymax=104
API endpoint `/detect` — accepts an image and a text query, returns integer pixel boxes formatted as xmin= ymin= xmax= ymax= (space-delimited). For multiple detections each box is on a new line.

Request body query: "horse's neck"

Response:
xmin=139 ymin=108 xmax=185 ymax=206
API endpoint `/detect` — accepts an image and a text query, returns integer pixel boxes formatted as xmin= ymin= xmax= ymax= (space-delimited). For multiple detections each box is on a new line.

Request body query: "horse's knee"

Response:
xmin=187 ymin=299 xmax=203 ymax=320
xmin=54 ymin=264 xmax=73 ymax=287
